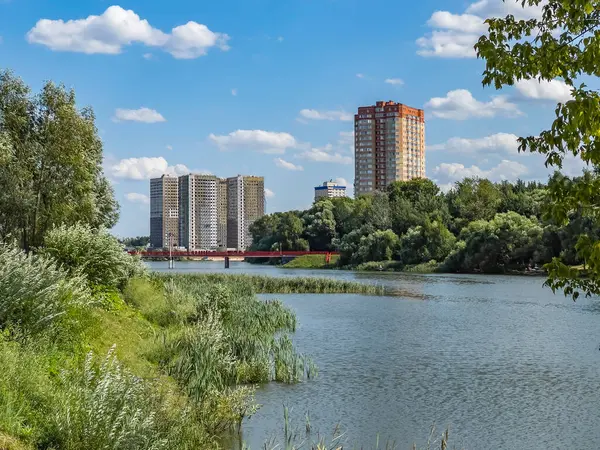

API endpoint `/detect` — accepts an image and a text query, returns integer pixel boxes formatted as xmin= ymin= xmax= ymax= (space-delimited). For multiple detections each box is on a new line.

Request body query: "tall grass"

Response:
xmin=0 ymin=244 xmax=91 ymax=339
xmin=158 ymin=273 xmax=386 ymax=295
xmin=53 ymin=347 xmax=170 ymax=450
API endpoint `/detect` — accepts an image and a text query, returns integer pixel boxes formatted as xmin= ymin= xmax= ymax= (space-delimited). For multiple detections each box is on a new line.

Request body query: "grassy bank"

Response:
xmin=283 ymin=254 xmax=340 ymax=269
xmin=157 ymin=273 xmax=386 ymax=295
xmin=0 ymin=227 xmax=321 ymax=449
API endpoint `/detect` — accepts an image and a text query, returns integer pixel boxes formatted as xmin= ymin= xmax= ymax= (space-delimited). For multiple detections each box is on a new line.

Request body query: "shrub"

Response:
xmin=0 ymin=244 xmax=91 ymax=338
xmin=42 ymin=224 xmax=146 ymax=291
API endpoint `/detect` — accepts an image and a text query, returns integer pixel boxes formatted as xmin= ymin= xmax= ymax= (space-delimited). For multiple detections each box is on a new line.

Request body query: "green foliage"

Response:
xmin=120 ymin=236 xmax=150 ymax=248
xmin=446 ymin=178 xmax=502 ymax=233
xmin=303 ymin=200 xmax=337 ymax=250
xmin=357 ymin=229 xmax=400 ymax=263
xmin=42 ymin=223 xmax=146 ymax=291
xmin=474 ymin=0 xmax=600 ymax=296
xmin=0 ymin=70 xmax=119 ymax=251
xmin=0 ymin=244 xmax=91 ymax=339
xmin=442 ymin=212 xmax=545 ymax=273
xmin=398 ymin=221 xmax=456 ymax=266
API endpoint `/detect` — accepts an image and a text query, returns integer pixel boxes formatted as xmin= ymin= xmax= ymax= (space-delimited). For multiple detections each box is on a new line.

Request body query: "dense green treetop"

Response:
xmin=0 ymin=70 xmax=119 ymax=251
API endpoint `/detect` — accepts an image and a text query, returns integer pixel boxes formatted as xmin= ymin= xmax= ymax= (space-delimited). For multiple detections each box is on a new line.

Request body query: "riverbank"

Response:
xmin=0 ymin=239 xmax=391 ymax=449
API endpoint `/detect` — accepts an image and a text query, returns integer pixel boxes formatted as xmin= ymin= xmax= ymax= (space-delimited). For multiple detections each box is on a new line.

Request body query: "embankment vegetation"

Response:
xmin=0 ymin=225 xmax=328 ymax=449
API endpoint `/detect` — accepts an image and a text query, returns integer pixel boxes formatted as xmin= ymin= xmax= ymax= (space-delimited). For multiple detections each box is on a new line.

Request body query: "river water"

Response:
xmin=148 ymin=261 xmax=600 ymax=449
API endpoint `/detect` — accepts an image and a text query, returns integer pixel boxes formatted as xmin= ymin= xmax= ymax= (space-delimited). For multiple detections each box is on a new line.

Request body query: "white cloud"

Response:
xmin=433 ymin=159 xmax=529 ymax=184
xmin=113 ymin=108 xmax=166 ymax=123
xmin=265 ymin=188 xmax=275 ymax=198
xmin=110 ymin=156 xmax=190 ymax=180
xmin=466 ymin=0 xmax=545 ymax=20
xmin=26 ymin=5 xmax=230 ymax=59
xmin=299 ymin=109 xmax=353 ymax=121
xmin=385 ymin=78 xmax=404 ymax=86
xmin=335 ymin=177 xmax=348 ymax=187
xmin=428 ymin=11 xmax=487 ymax=33
xmin=125 ymin=192 xmax=150 ymax=205
xmin=274 ymin=158 xmax=303 ymax=171
xmin=417 ymin=1 xmax=545 ymax=58
xmin=417 ymin=30 xmax=480 ymax=58
xmin=428 ymin=133 xmax=520 ymax=155
xmin=277 ymin=36 xmax=284 ymax=42
xmin=515 ymin=79 xmax=573 ymax=103
xmin=143 ymin=53 xmax=153 ymax=60
xmin=166 ymin=145 xmax=173 ymax=151
xmin=209 ymin=129 xmax=297 ymax=154
xmin=356 ymin=73 xmax=365 ymax=79
xmin=425 ymin=89 xmax=522 ymax=120
xmin=297 ymin=146 xmax=353 ymax=164
xmin=231 ymin=88 xmax=238 ymax=96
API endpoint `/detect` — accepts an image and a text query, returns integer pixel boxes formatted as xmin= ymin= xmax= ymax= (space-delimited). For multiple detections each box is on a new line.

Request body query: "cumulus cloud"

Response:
xmin=417 ymin=30 xmax=480 ymax=58
xmin=356 ymin=73 xmax=365 ymax=79
xmin=335 ymin=177 xmax=348 ymax=187
xmin=425 ymin=89 xmax=522 ymax=120
xmin=297 ymin=145 xmax=353 ymax=164
xmin=428 ymin=133 xmax=520 ymax=155
xmin=209 ymin=129 xmax=297 ymax=154
xmin=143 ymin=53 xmax=153 ymax=60
xmin=466 ymin=0 xmax=545 ymax=20
xmin=113 ymin=108 xmax=166 ymax=123
xmin=515 ymin=79 xmax=573 ymax=103
xmin=166 ymin=145 xmax=173 ymax=151
xmin=110 ymin=156 xmax=190 ymax=180
xmin=433 ymin=159 xmax=529 ymax=184
xmin=299 ymin=109 xmax=353 ymax=121
xmin=385 ymin=78 xmax=404 ymax=86
xmin=231 ymin=88 xmax=238 ymax=96
xmin=26 ymin=5 xmax=230 ymax=59
xmin=428 ymin=11 xmax=487 ymax=33
xmin=125 ymin=192 xmax=150 ymax=204
xmin=265 ymin=188 xmax=275 ymax=198
xmin=274 ymin=158 xmax=303 ymax=171
xmin=417 ymin=1 xmax=544 ymax=58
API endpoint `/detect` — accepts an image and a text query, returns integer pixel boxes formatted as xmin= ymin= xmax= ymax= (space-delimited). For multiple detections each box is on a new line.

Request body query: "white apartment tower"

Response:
xmin=314 ymin=180 xmax=347 ymax=201
xmin=178 ymin=174 xmax=219 ymax=251
xmin=227 ymin=175 xmax=265 ymax=250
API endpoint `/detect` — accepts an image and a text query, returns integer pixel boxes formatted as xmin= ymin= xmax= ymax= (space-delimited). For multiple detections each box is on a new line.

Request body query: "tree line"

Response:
xmin=250 ymin=175 xmax=596 ymax=273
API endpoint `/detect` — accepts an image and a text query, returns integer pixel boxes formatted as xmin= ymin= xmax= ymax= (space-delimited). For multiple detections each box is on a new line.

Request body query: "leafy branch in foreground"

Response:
xmin=475 ymin=0 xmax=600 ymax=298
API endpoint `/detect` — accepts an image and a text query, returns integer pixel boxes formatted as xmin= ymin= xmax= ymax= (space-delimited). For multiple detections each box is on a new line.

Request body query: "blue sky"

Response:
xmin=0 ymin=0 xmax=586 ymax=237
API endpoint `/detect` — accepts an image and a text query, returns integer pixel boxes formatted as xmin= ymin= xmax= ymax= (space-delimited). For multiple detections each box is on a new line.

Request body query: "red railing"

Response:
xmin=130 ymin=250 xmax=338 ymax=259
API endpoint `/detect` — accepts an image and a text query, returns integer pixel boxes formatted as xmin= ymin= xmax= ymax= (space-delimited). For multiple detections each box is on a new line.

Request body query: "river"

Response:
xmin=147 ymin=261 xmax=600 ymax=449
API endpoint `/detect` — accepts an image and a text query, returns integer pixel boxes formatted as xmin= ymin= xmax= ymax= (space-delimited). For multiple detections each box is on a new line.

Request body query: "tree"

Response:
xmin=277 ymin=212 xmax=305 ymax=251
xmin=387 ymin=179 xmax=449 ymax=236
xmin=445 ymin=212 xmax=545 ymax=273
xmin=474 ymin=0 xmax=600 ymax=297
xmin=356 ymin=230 xmax=400 ymax=263
xmin=330 ymin=197 xmax=356 ymax=236
xmin=0 ymin=70 xmax=119 ymax=251
xmin=303 ymin=200 xmax=337 ymax=250
xmin=398 ymin=221 xmax=456 ymax=266
xmin=447 ymin=178 xmax=502 ymax=233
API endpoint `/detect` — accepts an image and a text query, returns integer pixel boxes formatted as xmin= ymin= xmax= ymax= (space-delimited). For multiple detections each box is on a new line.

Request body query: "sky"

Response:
xmin=0 ymin=0 xmax=588 ymax=237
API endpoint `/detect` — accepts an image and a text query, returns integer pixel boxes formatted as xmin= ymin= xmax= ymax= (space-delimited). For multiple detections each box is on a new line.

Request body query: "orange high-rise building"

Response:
xmin=354 ymin=101 xmax=425 ymax=195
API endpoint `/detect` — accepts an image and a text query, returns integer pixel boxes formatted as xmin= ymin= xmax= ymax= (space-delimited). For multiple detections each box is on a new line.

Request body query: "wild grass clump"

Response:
xmin=158 ymin=273 xmax=385 ymax=295
xmin=42 ymin=223 xmax=146 ymax=291
xmin=52 ymin=347 xmax=170 ymax=450
xmin=0 ymin=244 xmax=91 ymax=339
